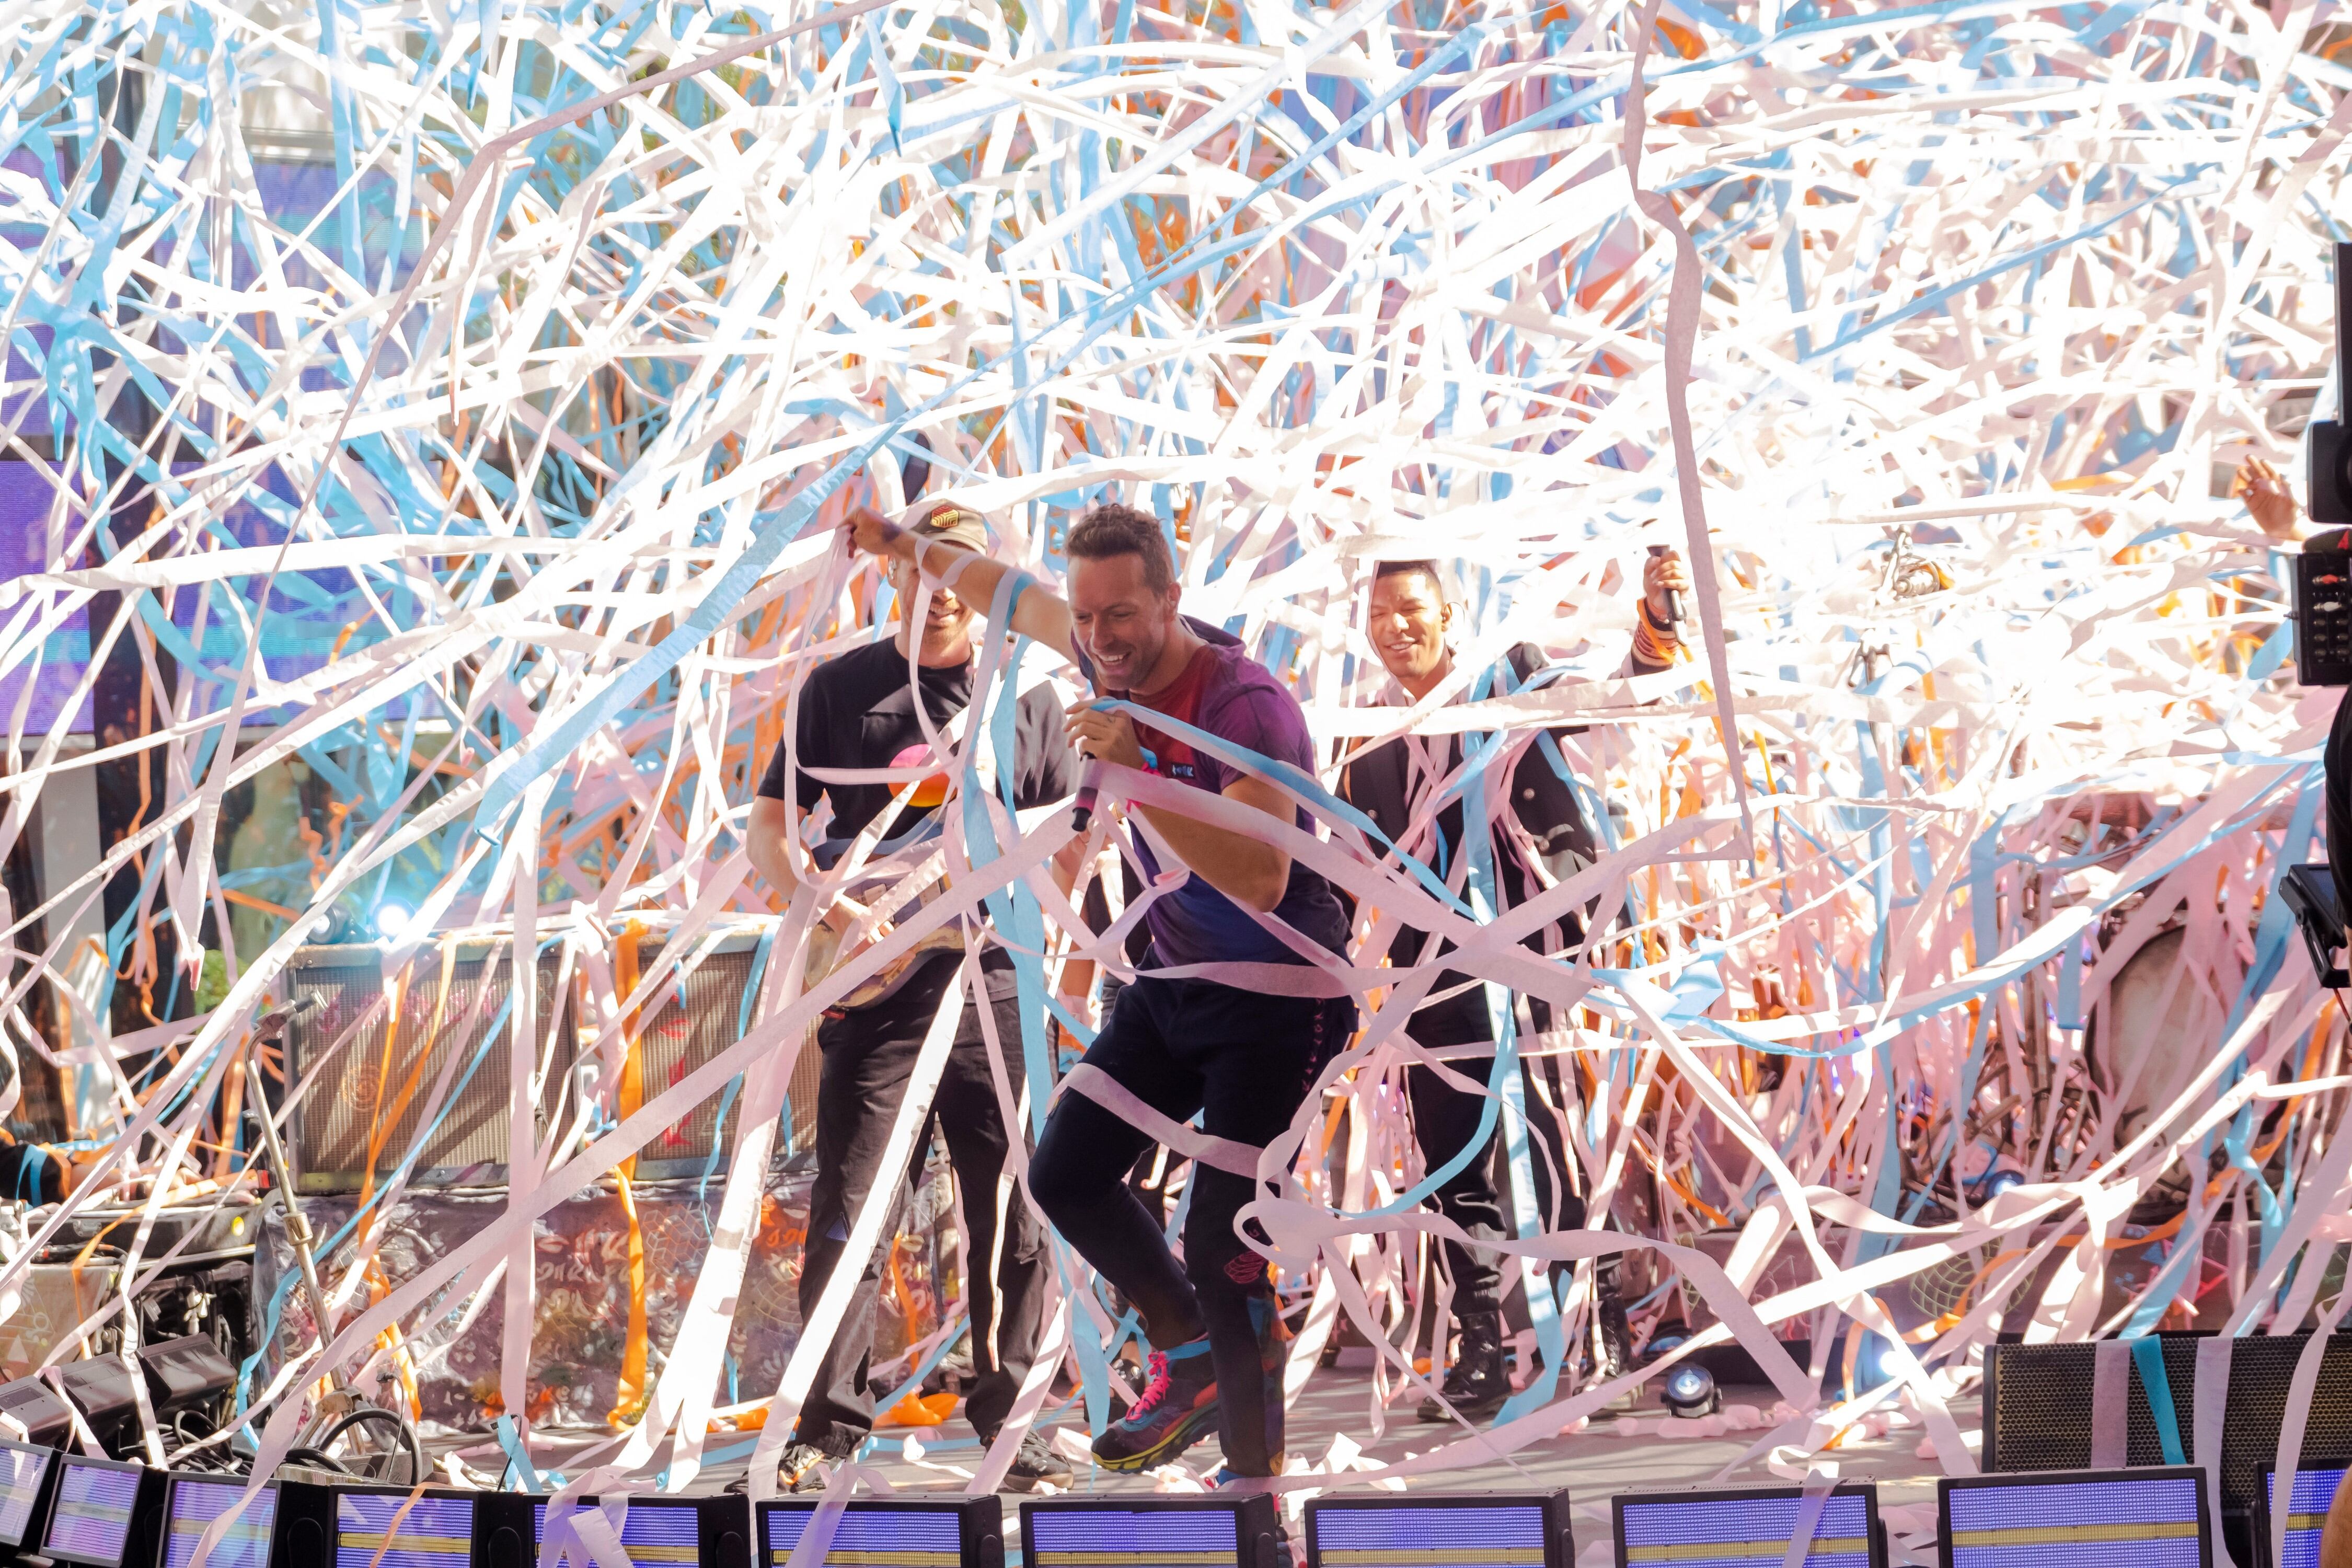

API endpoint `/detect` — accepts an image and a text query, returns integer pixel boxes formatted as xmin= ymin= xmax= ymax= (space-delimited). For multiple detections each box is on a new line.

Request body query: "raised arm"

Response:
xmin=1628 ymin=547 xmax=1690 ymax=676
xmin=848 ymin=504 xmax=1074 ymax=659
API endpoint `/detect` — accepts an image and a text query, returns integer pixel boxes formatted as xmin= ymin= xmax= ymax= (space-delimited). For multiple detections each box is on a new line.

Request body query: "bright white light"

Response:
xmin=307 ymin=916 xmax=336 ymax=941
xmin=374 ymin=902 xmax=414 ymax=939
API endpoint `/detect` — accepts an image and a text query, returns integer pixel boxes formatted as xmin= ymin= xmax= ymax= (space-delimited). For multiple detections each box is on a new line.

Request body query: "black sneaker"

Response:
xmin=1091 ymin=1336 xmax=1219 ymax=1471
xmin=778 ymin=1438 xmax=854 ymax=1493
xmin=998 ymin=1430 xmax=1075 ymax=1492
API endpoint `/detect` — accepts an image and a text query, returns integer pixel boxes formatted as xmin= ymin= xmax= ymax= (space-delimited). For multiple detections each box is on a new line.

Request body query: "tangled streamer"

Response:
xmin=0 ymin=0 xmax=2349 ymax=1508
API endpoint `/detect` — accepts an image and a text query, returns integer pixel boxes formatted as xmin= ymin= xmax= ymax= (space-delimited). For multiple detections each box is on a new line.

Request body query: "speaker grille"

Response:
xmin=285 ymin=942 xmax=576 ymax=1193
xmin=1985 ymin=1333 xmax=2352 ymax=1512
xmin=2215 ymin=1335 xmax=2352 ymax=1508
xmin=628 ymin=932 xmax=817 ymax=1179
xmin=632 ymin=943 xmax=759 ymax=1181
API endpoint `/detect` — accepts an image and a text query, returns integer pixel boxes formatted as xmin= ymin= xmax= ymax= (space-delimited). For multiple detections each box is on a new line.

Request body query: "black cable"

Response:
xmin=282 ymin=1447 xmax=350 ymax=1474
xmin=314 ymin=1404 xmax=425 ymax=1483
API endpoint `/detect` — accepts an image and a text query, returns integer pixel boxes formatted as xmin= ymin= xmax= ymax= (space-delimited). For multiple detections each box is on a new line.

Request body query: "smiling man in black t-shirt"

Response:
xmin=747 ymin=503 xmax=1078 ymax=1493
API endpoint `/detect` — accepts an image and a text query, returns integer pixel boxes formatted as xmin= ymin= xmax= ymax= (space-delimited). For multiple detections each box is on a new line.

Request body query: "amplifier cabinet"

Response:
xmin=283 ymin=935 xmax=580 ymax=1194
xmin=621 ymin=919 xmax=817 ymax=1181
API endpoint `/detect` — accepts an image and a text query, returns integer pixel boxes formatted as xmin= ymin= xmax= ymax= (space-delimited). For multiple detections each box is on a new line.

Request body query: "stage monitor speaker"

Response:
xmin=1306 ymin=1491 xmax=1575 ymax=1568
xmin=1024 ymin=1497 xmax=1282 ymax=1568
xmin=137 ymin=1335 xmax=235 ymax=1417
xmin=1613 ymin=1484 xmax=1885 ymax=1568
xmin=283 ymin=933 xmax=580 ymax=1194
xmin=1985 ymin=1334 xmax=2201 ymax=1474
xmin=54 ymin=1358 xmax=138 ymax=1448
xmin=1986 ymin=1333 xmax=2352 ymax=1517
xmin=0 ymin=1377 xmax=75 ymax=1448
xmin=760 ymin=1496 xmax=1003 ymax=1568
xmin=162 ymin=1475 xmax=278 ymax=1568
xmin=1939 ymin=1467 xmax=2210 ymax=1566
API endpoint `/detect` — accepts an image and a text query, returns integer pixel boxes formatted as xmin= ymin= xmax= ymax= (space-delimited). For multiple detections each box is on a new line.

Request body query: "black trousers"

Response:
xmin=793 ymin=971 xmax=1048 ymax=1452
xmin=1029 ymin=973 xmax=1354 ymax=1476
xmin=1404 ymin=994 xmax=1606 ymax=1320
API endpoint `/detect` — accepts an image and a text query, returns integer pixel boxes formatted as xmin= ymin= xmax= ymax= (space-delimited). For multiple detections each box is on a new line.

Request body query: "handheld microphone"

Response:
xmin=1070 ymin=761 xmax=1103 ymax=835
xmin=1646 ymin=543 xmax=1687 ymax=631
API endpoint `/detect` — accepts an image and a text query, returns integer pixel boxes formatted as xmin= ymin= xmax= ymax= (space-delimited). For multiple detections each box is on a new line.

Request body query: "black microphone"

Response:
xmin=1647 ymin=543 xmax=1687 ymax=631
xmin=1070 ymin=760 xmax=1103 ymax=835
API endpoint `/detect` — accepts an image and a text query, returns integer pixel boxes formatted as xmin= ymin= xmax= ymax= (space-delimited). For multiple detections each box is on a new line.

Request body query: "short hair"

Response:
xmin=1374 ymin=559 xmax=1445 ymax=590
xmin=1067 ymin=503 xmax=1175 ymax=593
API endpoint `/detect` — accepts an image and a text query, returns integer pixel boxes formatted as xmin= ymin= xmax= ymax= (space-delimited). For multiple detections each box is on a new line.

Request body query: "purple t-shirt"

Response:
xmin=1075 ymin=617 xmax=1347 ymax=967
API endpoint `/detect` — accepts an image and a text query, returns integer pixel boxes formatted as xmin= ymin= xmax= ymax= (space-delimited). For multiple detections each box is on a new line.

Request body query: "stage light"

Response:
xmin=762 ymin=1496 xmax=1002 ymax=1568
xmin=1941 ymin=1468 xmax=2209 ymax=1566
xmin=1616 ymin=1484 xmax=1888 ymax=1568
xmin=1661 ymin=1362 xmax=1721 ymax=1419
xmin=1851 ymin=1333 xmax=1897 ymax=1392
xmin=373 ymin=902 xmax=414 ymax=939
xmin=538 ymin=1495 xmax=751 ymax=1568
xmin=1976 ymin=1167 xmax=2023 ymax=1200
xmin=41 ymin=1454 xmax=168 ymax=1568
xmin=1304 ymin=1490 xmax=1575 ymax=1568
xmin=0 ymin=1438 xmax=57 ymax=1555
xmin=1024 ymin=1496 xmax=1283 ymax=1568
xmin=277 ymin=1480 xmax=484 ymax=1568
xmin=164 ymin=1475 xmax=280 ymax=1568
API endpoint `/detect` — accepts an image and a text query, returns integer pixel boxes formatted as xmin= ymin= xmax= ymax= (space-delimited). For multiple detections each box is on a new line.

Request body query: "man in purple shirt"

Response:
xmin=850 ymin=500 xmax=1352 ymax=1483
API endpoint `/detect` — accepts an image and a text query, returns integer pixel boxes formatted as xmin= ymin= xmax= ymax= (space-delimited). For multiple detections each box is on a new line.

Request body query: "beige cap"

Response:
xmin=898 ymin=499 xmax=990 ymax=554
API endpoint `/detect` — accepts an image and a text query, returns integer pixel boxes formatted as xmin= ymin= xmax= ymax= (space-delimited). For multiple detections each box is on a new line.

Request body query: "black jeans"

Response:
xmin=793 ymin=970 xmax=1048 ymax=1452
xmin=1029 ymin=973 xmax=1354 ymax=1475
xmin=1404 ymin=995 xmax=1605 ymax=1319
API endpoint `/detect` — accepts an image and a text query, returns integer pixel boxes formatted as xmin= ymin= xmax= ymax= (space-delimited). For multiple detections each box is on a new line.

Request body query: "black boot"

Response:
xmin=1593 ymin=1286 xmax=1632 ymax=1382
xmin=1418 ymin=1310 xmax=1508 ymax=1423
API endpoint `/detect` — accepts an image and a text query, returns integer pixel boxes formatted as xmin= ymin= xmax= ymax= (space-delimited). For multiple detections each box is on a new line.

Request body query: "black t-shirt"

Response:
xmin=758 ymin=638 xmax=1078 ymax=999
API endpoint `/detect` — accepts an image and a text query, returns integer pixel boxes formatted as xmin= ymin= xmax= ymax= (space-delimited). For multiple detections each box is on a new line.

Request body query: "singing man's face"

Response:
xmin=1367 ymin=569 xmax=1452 ymax=687
xmin=1068 ymin=551 xmax=1180 ymax=694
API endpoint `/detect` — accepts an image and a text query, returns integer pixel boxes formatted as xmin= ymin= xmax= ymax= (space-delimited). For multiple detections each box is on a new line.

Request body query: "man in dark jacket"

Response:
xmin=1338 ymin=551 xmax=1686 ymax=1420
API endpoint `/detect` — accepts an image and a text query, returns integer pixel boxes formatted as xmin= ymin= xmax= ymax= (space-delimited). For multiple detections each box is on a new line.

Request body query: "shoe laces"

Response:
xmin=1128 ymin=1350 xmax=1174 ymax=1420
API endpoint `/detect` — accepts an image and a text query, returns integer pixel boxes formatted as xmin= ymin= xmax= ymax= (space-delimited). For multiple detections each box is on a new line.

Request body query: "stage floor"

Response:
xmin=683 ymin=1362 xmax=1964 ymax=1567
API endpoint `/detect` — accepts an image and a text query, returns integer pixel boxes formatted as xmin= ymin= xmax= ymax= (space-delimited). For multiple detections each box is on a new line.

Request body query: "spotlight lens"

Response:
xmin=374 ymin=902 xmax=414 ymax=939
xmin=1668 ymin=1368 xmax=1707 ymax=1400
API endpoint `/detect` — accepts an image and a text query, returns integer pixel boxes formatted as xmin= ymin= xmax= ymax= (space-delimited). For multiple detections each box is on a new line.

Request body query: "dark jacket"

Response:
xmin=1338 ymin=643 xmax=1612 ymax=1041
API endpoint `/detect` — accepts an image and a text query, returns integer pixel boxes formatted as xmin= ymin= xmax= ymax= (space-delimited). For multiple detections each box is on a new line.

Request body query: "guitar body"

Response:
xmin=802 ymin=875 xmax=963 ymax=1012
